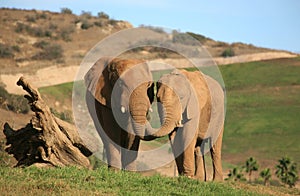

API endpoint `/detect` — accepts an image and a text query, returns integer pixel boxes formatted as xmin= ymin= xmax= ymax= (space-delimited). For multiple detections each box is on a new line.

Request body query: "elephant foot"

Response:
xmin=108 ymin=165 xmax=121 ymax=172
xmin=213 ymin=174 xmax=223 ymax=182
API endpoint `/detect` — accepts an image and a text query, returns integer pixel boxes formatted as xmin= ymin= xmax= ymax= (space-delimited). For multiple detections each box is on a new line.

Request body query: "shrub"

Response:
xmin=32 ymin=43 xmax=64 ymax=60
xmin=275 ymin=157 xmax=298 ymax=188
xmin=12 ymin=45 xmax=20 ymax=52
xmin=244 ymin=157 xmax=259 ymax=182
xmin=59 ymin=26 xmax=74 ymax=42
xmin=221 ymin=47 xmax=235 ymax=57
xmin=50 ymin=108 xmax=73 ymax=123
xmin=94 ymin=21 xmax=105 ymax=27
xmin=226 ymin=166 xmax=246 ymax=181
xmin=260 ymin=168 xmax=272 ymax=186
xmin=97 ymin=11 xmax=109 ymax=19
xmin=15 ymin=22 xmax=26 ymax=33
xmin=80 ymin=11 xmax=92 ymax=19
xmin=81 ymin=20 xmax=93 ymax=30
xmin=33 ymin=40 xmax=50 ymax=49
xmin=0 ymin=43 xmax=14 ymax=58
xmin=172 ymin=31 xmax=197 ymax=46
xmin=108 ymin=19 xmax=118 ymax=25
xmin=0 ymin=86 xmax=30 ymax=114
xmin=61 ymin=8 xmax=73 ymax=14
xmin=26 ymin=15 xmax=36 ymax=22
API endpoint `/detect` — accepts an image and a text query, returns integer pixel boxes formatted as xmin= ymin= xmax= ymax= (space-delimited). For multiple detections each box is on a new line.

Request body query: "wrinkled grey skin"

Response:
xmin=85 ymin=57 xmax=154 ymax=170
xmin=145 ymin=69 xmax=225 ymax=181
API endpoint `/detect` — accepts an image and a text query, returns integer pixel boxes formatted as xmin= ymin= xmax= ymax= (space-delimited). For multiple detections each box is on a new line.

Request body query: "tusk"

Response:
xmin=176 ymin=114 xmax=183 ymax=127
xmin=148 ymin=107 xmax=153 ymax=113
xmin=121 ymin=106 xmax=126 ymax=113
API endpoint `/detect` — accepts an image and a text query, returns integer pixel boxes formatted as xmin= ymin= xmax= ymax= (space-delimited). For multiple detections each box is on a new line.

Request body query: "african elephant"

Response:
xmin=84 ymin=57 xmax=154 ymax=170
xmin=145 ymin=69 xmax=225 ymax=181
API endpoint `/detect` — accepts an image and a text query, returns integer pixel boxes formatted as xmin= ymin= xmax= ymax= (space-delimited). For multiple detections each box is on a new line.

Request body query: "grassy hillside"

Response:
xmin=220 ymin=57 xmax=300 ymax=167
xmin=0 ymin=166 xmax=298 ymax=195
xmin=37 ymin=57 xmax=300 ymax=167
xmin=0 ymin=57 xmax=299 ymax=195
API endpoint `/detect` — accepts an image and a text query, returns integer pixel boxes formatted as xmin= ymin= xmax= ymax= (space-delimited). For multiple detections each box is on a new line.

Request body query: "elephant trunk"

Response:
xmin=145 ymin=85 xmax=182 ymax=139
xmin=145 ymin=101 xmax=177 ymax=138
xmin=129 ymin=85 xmax=150 ymax=138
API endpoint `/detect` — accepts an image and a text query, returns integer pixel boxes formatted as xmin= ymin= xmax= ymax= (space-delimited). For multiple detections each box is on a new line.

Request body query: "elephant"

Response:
xmin=84 ymin=57 xmax=155 ymax=170
xmin=145 ymin=69 xmax=225 ymax=181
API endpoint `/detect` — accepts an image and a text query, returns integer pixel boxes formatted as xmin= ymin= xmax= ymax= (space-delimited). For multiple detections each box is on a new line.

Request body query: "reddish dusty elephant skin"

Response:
xmin=85 ymin=57 xmax=154 ymax=170
xmin=146 ymin=69 xmax=225 ymax=181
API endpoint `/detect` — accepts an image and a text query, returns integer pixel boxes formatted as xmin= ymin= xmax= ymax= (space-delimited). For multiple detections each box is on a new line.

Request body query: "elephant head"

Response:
xmin=145 ymin=69 xmax=204 ymax=138
xmin=85 ymin=57 xmax=154 ymax=139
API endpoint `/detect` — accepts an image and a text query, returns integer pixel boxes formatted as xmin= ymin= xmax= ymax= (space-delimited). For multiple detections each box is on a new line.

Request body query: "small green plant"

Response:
xmin=275 ymin=157 xmax=298 ymax=188
xmin=61 ymin=7 xmax=73 ymax=14
xmin=80 ymin=11 xmax=92 ymax=19
xmin=260 ymin=168 xmax=272 ymax=186
xmin=50 ymin=108 xmax=73 ymax=123
xmin=0 ymin=86 xmax=30 ymax=114
xmin=97 ymin=11 xmax=109 ymax=19
xmin=0 ymin=43 xmax=14 ymax=58
xmin=244 ymin=157 xmax=259 ymax=182
xmin=221 ymin=47 xmax=235 ymax=57
xmin=226 ymin=166 xmax=246 ymax=181
xmin=81 ymin=20 xmax=93 ymax=30
xmin=32 ymin=43 xmax=64 ymax=60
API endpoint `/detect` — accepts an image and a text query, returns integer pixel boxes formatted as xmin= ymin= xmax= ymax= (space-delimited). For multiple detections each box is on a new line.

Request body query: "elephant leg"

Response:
xmin=194 ymin=145 xmax=206 ymax=181
xmin=98 ymin=107 xmax=122 ymax=170
xmin=169 ymin=130 xmax=184 ymax=175
xmin=171 ymin=126 xmax=197 ymax=177
xmin=210 ymin=127 xmax=224 ymax=181
xmin=122 ymin=133 xmax=140 ymax=171
xmin=86 ymin=92 xmax=122 ymax=170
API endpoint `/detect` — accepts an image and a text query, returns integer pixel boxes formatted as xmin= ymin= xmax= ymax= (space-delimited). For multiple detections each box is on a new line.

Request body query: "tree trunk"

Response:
xmin=3 ymin=77 xmax=92 ymax=168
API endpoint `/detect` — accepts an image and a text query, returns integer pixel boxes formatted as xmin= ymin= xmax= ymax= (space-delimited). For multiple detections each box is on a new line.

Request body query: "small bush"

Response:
xmin=81 ymin=20 xmax=93 ymax=30
xmin=12 ymin=45 xmax=20 ymax=52
xmin=59 ymin=26 xmax=74 ymax=42
xmin=108 ymin=19 xmax=118 ymax=26
xmin=0 ymin=86 xmax=30 ymax=114
xmin=15 ymin=22 xmax=25 ymax=33
xmin=50 ymin=108 xmax=73 ymax=123
xmin=0 ymin=43 xmax=14 ymax=58
xmin=97 ymin=11 xmax=109 ymax=19
xmin=32 ymin=43 xmax=64 ymax=60
xmin=244 ymin=157 xmax=259 ymax=182
xmin=61 ymin=8 xmax=73 ymax=14
xmin=37 ymin=13 xmax=47 ymax=19
xmin=221 ymin=47 xmax=235 ymax=57
xmin=275 ymin=157 xmax=298 ymax=188
xmin=26 ymin=15 xmax=36 ymax=22
xmin=260 ymin=168 xmax=272 ymax=186
xmin=226 ymin=166 xmax=246 ymax=181
xmin=33 ymin=40 xmax=49 ymax=49
xmin=94 ymin=21 xmax=105 ymax=27
xmin=80 ymin=11 xmax=92 ymax=19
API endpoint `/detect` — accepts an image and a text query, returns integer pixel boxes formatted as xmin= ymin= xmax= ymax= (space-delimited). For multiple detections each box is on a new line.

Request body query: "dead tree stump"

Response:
xmin=3 ymin=77 xmax=92 ymax=168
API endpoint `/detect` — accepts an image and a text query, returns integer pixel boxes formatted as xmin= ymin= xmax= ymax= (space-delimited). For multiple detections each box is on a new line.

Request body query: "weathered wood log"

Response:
xmin=3 ymin=77 xmax=92 ymax=168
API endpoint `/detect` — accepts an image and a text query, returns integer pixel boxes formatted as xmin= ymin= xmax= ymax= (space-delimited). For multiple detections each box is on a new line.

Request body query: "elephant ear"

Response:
xmin=84 ymin=57 xmax=113 ymax=107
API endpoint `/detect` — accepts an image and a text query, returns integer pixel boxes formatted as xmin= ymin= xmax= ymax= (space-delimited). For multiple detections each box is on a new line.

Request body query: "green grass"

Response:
xmin=0 ymin=165 xmax=280 ymax=195
xmin=39 ymin=82 xmax=74 ymax=102
xmin=220 ymin=57 xmax=300 ymax=164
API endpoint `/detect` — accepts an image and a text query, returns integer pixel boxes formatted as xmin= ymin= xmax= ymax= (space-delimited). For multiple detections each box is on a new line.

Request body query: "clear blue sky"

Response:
xmin=1 ymin=0 xmax=300 ymax=53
